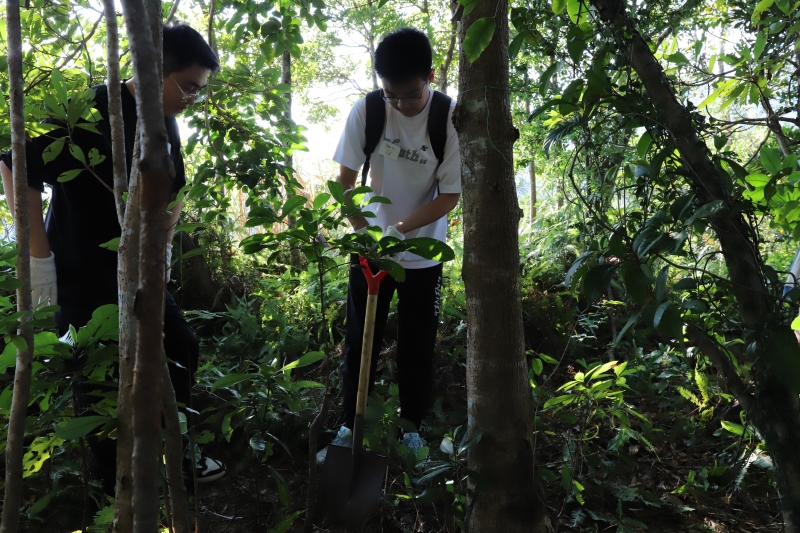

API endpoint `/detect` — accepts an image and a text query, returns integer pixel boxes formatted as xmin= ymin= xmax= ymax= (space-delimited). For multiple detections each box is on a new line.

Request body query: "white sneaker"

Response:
xmin=316 ymin=426 xmax=353 ymax=465
xmin=196 ymin=456 xmax=226 ymax=483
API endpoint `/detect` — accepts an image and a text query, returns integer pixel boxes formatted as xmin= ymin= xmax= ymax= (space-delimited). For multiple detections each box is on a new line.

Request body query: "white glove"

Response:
xmin=166 ymin=243 xmax=173 ymax=283
xmin=384 ymin=225 xmax=406 ymax=263
xmin=354 ymin=226 xmax=369 ymax=235
xmin=31 ymin=253 xmax=57 ymax=307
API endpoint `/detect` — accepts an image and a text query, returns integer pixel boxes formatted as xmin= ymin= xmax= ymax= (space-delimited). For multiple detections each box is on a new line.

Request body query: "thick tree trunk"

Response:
xmin=452 ymin=8 xmax=546 ymax=533
xmin=591 ymin=1 xmax=800 ymax=529
xmin=119 ymin=0 xmax=173 ymax=531
xmin=282 ymin=49 xmax=303 ymax=269
xmin=435 ymin=1 xmax=458 ymax=94
xmin=0 ymin=2 xmax=34 ymax=532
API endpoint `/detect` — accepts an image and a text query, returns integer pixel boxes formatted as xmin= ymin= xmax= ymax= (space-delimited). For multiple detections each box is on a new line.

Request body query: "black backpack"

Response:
xmin=360 ymin=89 xmax=452 ymax=187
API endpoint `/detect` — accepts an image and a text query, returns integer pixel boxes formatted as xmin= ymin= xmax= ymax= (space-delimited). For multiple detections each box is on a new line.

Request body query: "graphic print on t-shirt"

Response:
xmin=384 ymin=138 xmax=432 ymax=166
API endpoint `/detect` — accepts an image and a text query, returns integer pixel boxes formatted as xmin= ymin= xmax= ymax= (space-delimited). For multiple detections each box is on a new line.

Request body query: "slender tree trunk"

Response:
xmin=452 ymin=8 xmax=546 ymax=533
xmin=114 ymin=133 xmax=140 ymax=533
xmin=0 ymin=2 xmax=34 ymax=532
xmin=282 ymin=49 xmax=303 ymax=269
xmin=367 ymin=27 xmax=378 ymax=90
xmin=119 ymin=0 xmax=173 ymax=531
xmin=435 ymin=0 xmax=459 ymax=94
xmin=591 ymin=1 xmax=800 ymax=530
xmin=162 ymin=363 xmax=190 ymax=533
xmin=529 ymin=161 xmax=536 ymax=221
xmin=104 ymin=0 xmax=127 ymax=227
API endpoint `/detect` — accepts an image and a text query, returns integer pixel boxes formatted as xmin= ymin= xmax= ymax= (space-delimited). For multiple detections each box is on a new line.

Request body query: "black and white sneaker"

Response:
xmin=196 ymin=456 xmax=226 ymax=483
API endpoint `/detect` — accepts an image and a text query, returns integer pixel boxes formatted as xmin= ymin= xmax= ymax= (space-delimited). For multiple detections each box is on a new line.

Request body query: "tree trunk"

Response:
xmin=591 ymin=1 xmax=800 ymax=529
xmin=435 ymin=1 xmax=459 ymax=94
xmin=452 ymin=8 xmax=547 ymax=533
xmin=104 ymin=0 xmax=127 ymax=226
xmin=529 ymin=161 xmax=536 ymax=221
xmin=114 ymin=133 xmax=140 ymax=533
xmin=119 ymin=0 xmax=173 ymax=531
xmin=162 ymin=363 xmax=190 ymax=533
xmin=0 ymin=1 xmax=34 ymax=531
xmin=282 ymin=49 xmax=303 ymax=269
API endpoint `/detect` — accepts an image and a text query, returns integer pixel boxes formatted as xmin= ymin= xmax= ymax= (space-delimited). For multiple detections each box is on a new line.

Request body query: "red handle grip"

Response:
xmin=359 ymin=255 xmax=387 ymax=295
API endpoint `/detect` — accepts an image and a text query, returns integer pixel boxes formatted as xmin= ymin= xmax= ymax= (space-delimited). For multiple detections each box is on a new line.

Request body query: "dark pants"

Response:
xmin=343 ymin=254 xmax=442 ymax=431
xmin=59 ymin=291 xmax=199 ymax=495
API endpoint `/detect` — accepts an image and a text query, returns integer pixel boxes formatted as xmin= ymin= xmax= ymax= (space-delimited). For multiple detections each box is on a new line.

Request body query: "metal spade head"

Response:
xmin=319 ymin=444 xmax=388 ymax=528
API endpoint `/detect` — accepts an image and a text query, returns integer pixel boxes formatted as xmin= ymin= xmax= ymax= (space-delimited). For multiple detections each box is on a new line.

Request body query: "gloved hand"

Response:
xmin=353 ymin=225 xmax=369 ymax=235
xmin=166 ymin=243 xmax=173 ymax=283
xmin=384 ymin=225 xmax=406 ymax=263
xmin=31 ymin=253 xmax=57 ymax=307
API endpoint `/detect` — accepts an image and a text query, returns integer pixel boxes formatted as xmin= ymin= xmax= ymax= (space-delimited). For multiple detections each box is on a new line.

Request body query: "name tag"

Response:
xmin=378 ymin=140 xmax=400 ymax=160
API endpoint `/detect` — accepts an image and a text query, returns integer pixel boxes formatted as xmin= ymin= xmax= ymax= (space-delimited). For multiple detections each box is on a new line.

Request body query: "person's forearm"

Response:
xmin=395 ymin=193 xmax=460 ymax=235
xmin=166 ymin=198 xmax=182 ymax=246
xmin=337 ymin=165 xmax=368 ymax=230
xmin=1 ymin=162 xmax=50 ymax=258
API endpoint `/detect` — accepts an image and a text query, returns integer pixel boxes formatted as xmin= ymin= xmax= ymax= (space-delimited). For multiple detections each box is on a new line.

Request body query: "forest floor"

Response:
xmin=192 ymin=341 xmax=784 ymax=533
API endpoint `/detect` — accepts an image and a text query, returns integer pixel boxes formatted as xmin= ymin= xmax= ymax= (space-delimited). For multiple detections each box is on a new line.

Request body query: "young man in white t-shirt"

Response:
xmin=324 ymin=28 xmax=461 ymax=458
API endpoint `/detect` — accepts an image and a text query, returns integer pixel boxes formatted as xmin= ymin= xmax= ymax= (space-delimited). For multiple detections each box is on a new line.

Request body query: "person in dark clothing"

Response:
xmin=0 ymin=22 xmax=225 ymax=494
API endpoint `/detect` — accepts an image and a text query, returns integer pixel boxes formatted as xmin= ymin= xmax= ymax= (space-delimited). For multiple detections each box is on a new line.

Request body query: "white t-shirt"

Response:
xmin=333 ymin=88 xmax=461 ymax=269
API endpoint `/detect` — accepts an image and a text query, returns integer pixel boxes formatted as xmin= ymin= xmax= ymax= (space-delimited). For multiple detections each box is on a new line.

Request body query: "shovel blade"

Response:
xmin=319 ymin=444 xmax=388 ymax=528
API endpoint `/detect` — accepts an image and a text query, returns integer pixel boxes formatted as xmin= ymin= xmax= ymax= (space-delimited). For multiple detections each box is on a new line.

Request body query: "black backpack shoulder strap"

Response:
xmin=362 ymin=89 xmax=386 ymax=187
xmin=427 ymin=90 xmax=452 ymax=166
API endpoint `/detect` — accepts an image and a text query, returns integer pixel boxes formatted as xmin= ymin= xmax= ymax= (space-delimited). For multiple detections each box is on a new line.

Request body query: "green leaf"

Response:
xmin=720 ymin=420 xmax=744 ymax=436
xmin=312 ymin=193 xmax=331 ymax=209
xmin=42 ymin=138 xmax=66 ymax=165
xmin=751 ymin=0 xmax=775 ymax=23
xmin=666 ymin=52 xmax=690 ymax=65
xmin=57 ymin=169 xmax=83 ymax=183
xmin=567 ymin=33 xmax=586 ymax=63
xmin=612 ymin=312 xmax=640 ymax=347
xmin=792 ymin=316 xmax=800 ymax=330
xmin=509 ymin=32 xmax=525 ymax=60
xmin=581 ymin=264 xmax=615 ymax=301
xmin=69 ymin=143 xmax=86 ymax=165
xmin=714 ymin=135 xmax=728 ymax=151
xmin=280 ymin=351 xmax=324 ymax=371
xmin=50 ymin=69 xmax=69 ymax=107
xmin=88 ymin=147 xmax=105 ymax=167
xmin=531 ymin=357 xmax=544 ymax=375
xmin=754 ymin=32 xmax=767 ymax=60
xmin=210 ymin=373 xmax=259 ymax=392
xmin=552 ymin=0 xmax=567 ymax=14
xmin=0 ymin=278 xmax=24 ymax=290
xmin=280 ymin=195 xmax=307 ymax=218
xmin=403 ymin=237 xmax=455 ymax=262
xmin=539 ymin=63 xmax=559 ymax=96
xmin=761 ymin=147 xmax=781 ymax=175
xmin=653 ymin=302 xmax=670 ymax=328
xmin=99 ymin=237 xmax=120 ymax=251
xmin=327 ymin=180 xmax=345 ymax=203
xmin=75 ymin=304 xmax=119 ymax=346
xmin=463 ymin=18 xmax=496 ymax=63
xmin=54 ymin=415 xmax=112 ymax=441
xmin=566 ymin=0 xmax=582 ymax=24
xmin=637 ymin=132 xmax=653 ymax=159
xmin=685 ymin=200 xmax=724 ymax=225
xmin=458 ymin=0 xmax=484 ymax=16
xmin=621 ymin=264 xmax=649 ymax=305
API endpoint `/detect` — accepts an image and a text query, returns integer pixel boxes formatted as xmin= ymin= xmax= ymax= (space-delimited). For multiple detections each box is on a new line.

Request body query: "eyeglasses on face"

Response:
xmin=380 ymin=85 xmax=427 ymax=105
xmin=169 ymin=74 xmax=207 ymax=104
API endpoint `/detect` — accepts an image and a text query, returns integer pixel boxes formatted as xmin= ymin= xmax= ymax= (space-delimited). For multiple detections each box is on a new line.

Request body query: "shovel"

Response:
xmin=319 ymin=255 xmax=390 ymax=528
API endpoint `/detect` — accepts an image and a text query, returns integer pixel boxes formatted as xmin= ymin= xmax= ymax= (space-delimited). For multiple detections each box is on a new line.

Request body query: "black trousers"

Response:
xmin=58 ymin=291 xmax=199 ymax=495
xmin=343 ymin=254 xmax=442 ymax=431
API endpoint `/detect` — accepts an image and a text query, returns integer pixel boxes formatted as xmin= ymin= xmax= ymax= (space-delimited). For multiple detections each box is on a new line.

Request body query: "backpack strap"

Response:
xmin=427 ymin=90 xmax=452 ymax=167
xmin=362 ymin=89 xmax=386 ymax=187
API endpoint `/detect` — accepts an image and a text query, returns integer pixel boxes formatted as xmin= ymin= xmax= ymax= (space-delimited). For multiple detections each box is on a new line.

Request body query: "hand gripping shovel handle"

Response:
xmin=352 ymin=255 xmax=387 ymax=456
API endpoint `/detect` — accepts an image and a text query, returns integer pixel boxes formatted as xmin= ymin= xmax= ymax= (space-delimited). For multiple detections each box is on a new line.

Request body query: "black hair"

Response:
xmin=163 ymin=23 xmax=220 ymax=75
xmin=374 ymin=28 xmax=432 ymax=84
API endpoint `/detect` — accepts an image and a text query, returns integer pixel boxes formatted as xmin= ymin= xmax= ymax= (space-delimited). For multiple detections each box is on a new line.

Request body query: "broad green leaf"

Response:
xmin=720 ymin=420 xmax=744 ymax=435
xmin=54 ymin=415 xmax=112 ymax=441
xmin=0 ymin=278 xmax=24 ymax=290
xmin=612 ymin=311 xmax=640 ymax=347
xmin=280 ymin=195 xmax=307 ymax=218
xmin=75 ymin=304 xmax=119 ymax=346
xmin=57 ymin=169 xmax=83 ymax=183
xmin=463 ymin=18 xmax=496 ymax=63
xmin=637 ymin=132 xmax=653 ymax=159
xmin=582 ymin=264 xmax=615 ymax=301
xmin=539 ymin=62 xmax=559 ymax=96
xmin=327 ymin=180 xmax=345 ymax=203
xmin=403 ymin=237 xmax=455 ymax=262
xmin=42 ymin=138 xmax=66 ymax=164
xmin=653 ymin=302 xmax=670 ymax=328
xmin=552 ymin=0 xmax=567 ymax=14
xmin=280 ymin=351 xmax=324 ymax=371
xmin=792 ymin=316 xmax=800 ymax=330
xmin=509 ymin=32 xmax=525 ymax=60
xmin=210 ymin=373 xmax=259 ymax=392
xmin=69 ymin=143 xmax=86 ymax=165
xmin=666 ymin=52 xmax=690 ymax=65
xmin=50 ymin=69 xmax=69 ymax=107
xmin=761 ymin=147 xmax=781 ymax=175
xmin=312 ymin=193 xmax=331 ymax=209
xmin=567 ymin=0 xmax=583 ymax=24
xmin=685 ymin=200 xmax=724 ymax=225
xmin=751 ymin=0 xmax=775 ymax=23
